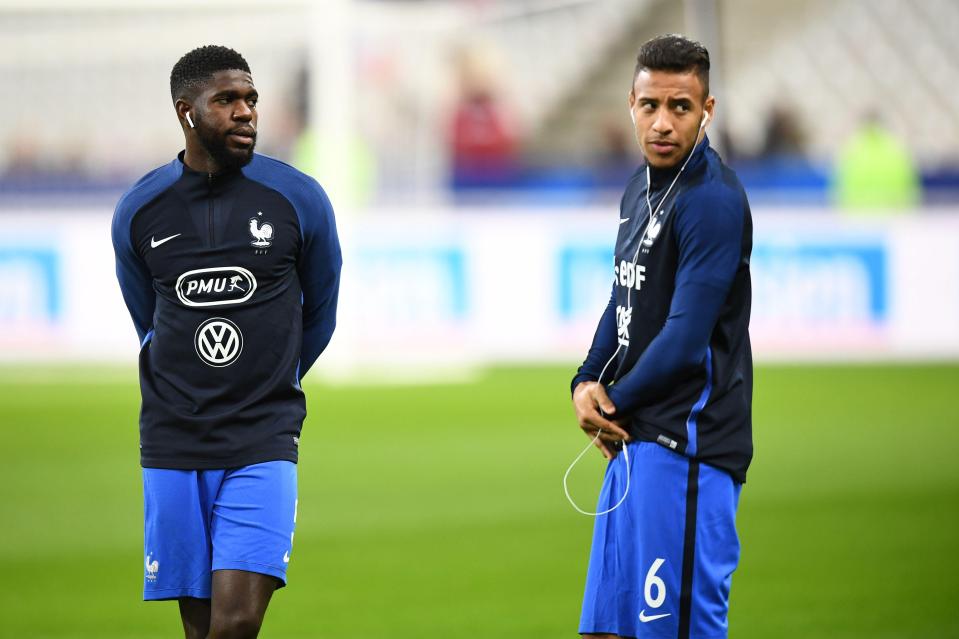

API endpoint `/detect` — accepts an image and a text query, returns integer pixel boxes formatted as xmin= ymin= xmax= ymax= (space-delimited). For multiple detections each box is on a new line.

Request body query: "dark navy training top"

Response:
xmin=572 ymin=136 xmax=753 ymax=482
xmin=112 ymin=152 xmax=342 ymax=470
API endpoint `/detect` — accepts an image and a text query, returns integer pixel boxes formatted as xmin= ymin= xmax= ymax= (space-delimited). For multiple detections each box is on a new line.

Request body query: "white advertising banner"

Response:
xmin=1 ymin=208 xmax=958 ymax=371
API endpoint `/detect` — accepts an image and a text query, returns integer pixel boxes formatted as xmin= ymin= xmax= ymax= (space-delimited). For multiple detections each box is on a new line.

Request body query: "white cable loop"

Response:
xmin=563 ymin=430 xmax=630 ymax=516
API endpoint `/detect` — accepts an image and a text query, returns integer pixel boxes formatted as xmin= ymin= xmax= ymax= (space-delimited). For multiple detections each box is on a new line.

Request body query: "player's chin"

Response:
xmin=643 ymin=147 xmax=682 ymax=170
xmin=225 ymin=144 xmax=255 ymax=167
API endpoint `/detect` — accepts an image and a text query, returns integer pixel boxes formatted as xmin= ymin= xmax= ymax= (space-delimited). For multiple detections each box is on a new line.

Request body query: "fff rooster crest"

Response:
xmin=249 ymin=211 xmax=274 ymax=254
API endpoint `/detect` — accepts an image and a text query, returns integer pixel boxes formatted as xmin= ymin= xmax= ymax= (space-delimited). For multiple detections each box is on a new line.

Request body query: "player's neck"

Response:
xmin=182 ymin=146 xmax=225 ymax=176
xmin=646 ymin=159 xmax=683 ymax=185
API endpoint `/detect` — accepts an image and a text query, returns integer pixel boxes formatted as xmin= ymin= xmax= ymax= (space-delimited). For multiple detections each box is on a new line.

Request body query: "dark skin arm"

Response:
xmin=572 ymin=381 xmax=632 ymax=460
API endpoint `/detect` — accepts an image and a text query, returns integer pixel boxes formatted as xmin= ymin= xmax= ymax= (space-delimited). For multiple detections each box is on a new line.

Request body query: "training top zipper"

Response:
xmin=207 ymin=173 xmax=214 ymax=246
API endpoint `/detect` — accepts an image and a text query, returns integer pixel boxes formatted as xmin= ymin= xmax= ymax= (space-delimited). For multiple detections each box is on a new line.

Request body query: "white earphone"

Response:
xmin=185 ymin=112 xmax=195 ymax=129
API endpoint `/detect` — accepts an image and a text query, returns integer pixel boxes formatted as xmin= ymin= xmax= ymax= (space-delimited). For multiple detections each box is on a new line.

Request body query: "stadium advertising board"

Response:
xmin=1 ymin=209 xmax=957 ymax=367
xmin=750 ymin=240 xmax=888 ymax=354
xmin=0 ymin=246 xmax=61 ymax=325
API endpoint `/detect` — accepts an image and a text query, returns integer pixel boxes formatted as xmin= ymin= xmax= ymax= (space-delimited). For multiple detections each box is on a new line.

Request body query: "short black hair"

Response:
xmin=170 ymin=45 xmax=251 ymax=102
xmin=633 ymin=34 xmax=710 ymax=99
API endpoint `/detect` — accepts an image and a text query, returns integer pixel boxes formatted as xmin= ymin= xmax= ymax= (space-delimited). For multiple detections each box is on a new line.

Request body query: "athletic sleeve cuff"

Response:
xmin=571 ymin=373 xmax=599 ymax=398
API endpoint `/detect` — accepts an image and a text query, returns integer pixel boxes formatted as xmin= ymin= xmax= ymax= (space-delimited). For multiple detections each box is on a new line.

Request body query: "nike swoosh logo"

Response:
xmin=282 ymin=551 xmax=290 ymax=564
xmin=150 ymin=233 xmax=181 ymax=248
xmin=638 ymin=610 xmax=671 ymax=623
xmin=620 ymin=218 xmax=630 ymax=225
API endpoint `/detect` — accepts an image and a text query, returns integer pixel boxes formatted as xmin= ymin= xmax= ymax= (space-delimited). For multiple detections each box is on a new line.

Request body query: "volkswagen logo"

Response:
xmin=194 ymin=317 xmax=243 ymax=367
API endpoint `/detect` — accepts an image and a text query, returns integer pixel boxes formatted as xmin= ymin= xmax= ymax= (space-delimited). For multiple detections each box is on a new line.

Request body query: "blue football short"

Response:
xmin=580 ymin=441 xmax=741 ymax=639
xmin=142 ymin=460 xmax=297 ymax=601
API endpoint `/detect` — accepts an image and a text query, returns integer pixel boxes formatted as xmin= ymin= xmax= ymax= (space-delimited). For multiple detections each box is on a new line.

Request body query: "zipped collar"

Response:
xmin=176 ymin=150 xmax=246 ymax=192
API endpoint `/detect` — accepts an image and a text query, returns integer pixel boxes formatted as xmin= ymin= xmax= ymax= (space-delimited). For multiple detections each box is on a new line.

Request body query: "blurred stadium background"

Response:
xmin=1 ymin=0 xmax=957 ymax=637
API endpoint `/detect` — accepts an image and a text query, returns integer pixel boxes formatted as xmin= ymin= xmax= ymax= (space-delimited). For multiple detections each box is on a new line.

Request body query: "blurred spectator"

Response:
xmin=758 ymin=105 xmax=805 ymax=158
xmin=591 ymin=114 xmax=640 ymax=188
xmin=597 ymin=115 xmax=634 ymax=167
xmin=1 ymin=133 xmax=109 ymax=196
xmin=4 ymin=135 xmax=44 ymax=178
xmin=290 ymin=61 xmax=376 ymax=208
xmin=292 ymin=128 xmax=376 ymax=208
xmin=832 ymin=112 xmax=920 ymax=212
xmin=449 ymin=46 xmax=518 ymax=188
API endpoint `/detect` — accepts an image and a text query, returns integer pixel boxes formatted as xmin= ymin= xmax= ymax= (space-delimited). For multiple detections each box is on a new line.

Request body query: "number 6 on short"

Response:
xmin=638 ymin=557 xmax=671 ymax=623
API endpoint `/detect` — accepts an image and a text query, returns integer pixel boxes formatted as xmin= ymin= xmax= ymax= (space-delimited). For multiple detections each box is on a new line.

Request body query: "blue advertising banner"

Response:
xmin=0 ymin=247 xmax=61 ymax=324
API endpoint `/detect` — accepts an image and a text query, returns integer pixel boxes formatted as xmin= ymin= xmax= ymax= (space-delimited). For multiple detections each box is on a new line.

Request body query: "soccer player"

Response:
xmin=112 ymin=45 xmax=341 ymax=638
xmin=570 ymin=34 xmax=753 ymax=639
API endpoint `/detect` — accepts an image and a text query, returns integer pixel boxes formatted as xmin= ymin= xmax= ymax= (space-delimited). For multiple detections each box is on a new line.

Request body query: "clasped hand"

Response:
xmin=572 ymin=381 xmax=632 ymax=460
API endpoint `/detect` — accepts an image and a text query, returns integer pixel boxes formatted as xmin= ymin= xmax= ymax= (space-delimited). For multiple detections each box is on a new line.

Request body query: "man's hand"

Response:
xmin=572 ymin=381 xmax=631 ymax=460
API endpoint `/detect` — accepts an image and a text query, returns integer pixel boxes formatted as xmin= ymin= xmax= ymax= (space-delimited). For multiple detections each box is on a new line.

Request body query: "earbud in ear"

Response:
xmin=185 ymin=112 xmax=195 ymax=129
xmin=700 ymin=112 xmax=709 ymax=128
xmin=630 ymin=108 xmax=636 ymax=126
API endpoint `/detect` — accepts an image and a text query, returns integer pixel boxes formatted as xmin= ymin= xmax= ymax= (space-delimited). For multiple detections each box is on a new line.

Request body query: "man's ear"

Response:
xmin=703 ymin=95 xmax=716 ymax=124
xmin=175 ymin=99 xmax=193 ymax=129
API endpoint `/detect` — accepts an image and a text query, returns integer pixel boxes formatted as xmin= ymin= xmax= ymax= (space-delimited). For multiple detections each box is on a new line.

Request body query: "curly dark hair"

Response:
xmin=170 ymin=45 xmax=251 ymax=102
xmin=634 ymin=34 xmax=710 ymax=99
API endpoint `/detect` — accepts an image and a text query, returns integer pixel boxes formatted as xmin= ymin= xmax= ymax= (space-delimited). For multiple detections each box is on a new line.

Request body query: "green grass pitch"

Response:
xmin=0 ymin=363 xmax=957 ymax=638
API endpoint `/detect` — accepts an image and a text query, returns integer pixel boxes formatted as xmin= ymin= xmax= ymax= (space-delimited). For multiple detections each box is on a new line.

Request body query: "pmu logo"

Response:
xmin=194 ymin=317 xmax=243 ymax=367
xmin=176 ymin=267 xmax=256 ymax=307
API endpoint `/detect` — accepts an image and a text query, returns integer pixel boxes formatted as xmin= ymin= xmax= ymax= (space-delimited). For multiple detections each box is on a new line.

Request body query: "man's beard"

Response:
xmin=195 ymin=119 xmax=256 ymax=172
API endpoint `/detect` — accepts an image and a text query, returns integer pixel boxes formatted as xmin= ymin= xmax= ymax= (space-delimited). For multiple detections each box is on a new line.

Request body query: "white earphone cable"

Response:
xmin=563 ymin=429 xmax=630 ymax=516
